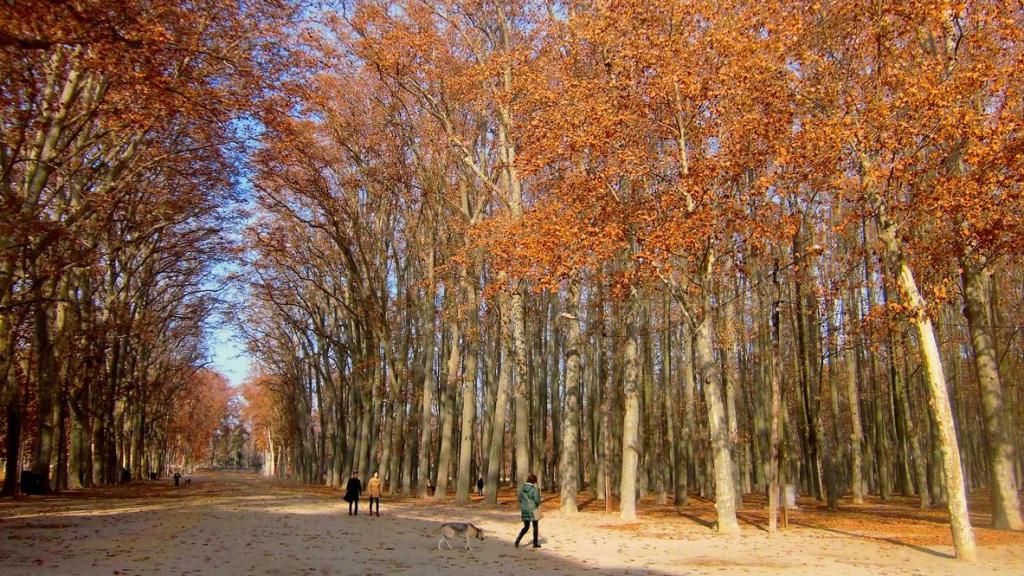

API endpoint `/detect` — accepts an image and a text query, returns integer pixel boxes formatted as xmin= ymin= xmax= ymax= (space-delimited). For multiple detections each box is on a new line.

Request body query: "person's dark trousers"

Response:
xmin=369 ymin=497 xmax=380 ymax=515
xmin=349 ymin=498 xmax=359 ymax=515
xmin=515 ymin=520 xmax=539 ymax=547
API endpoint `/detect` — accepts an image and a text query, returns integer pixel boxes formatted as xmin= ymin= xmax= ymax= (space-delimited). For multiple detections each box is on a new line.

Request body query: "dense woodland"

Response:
xmin=2 ymin=0 xmax=1024 ymax=564
xmin=0 ymin=1 xmax=290 ymax=490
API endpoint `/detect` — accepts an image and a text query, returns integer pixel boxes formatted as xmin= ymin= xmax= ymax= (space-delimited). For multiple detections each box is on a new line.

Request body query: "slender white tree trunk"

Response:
xmin=872 ymin=196 xmax=976 ymax=561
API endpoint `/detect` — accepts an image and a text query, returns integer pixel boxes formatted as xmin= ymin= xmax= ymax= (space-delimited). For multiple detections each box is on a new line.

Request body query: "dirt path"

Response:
xmin=0 ymin=472 xmax=1020 ymax=575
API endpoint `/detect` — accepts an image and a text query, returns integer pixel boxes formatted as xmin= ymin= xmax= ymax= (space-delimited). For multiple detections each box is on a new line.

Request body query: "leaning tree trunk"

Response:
xmin=961 ymin=259 xmax=1023 ymax=530
xmin=872 ymin=195 xmax=976 ymax=561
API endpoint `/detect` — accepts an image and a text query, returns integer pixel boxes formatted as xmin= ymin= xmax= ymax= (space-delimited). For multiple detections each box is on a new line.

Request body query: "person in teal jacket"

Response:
xmin=515 ymin=473 xmax=541 ymax=548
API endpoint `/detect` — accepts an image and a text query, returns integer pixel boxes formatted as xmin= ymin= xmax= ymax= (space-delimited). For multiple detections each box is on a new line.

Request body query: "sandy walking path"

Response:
xmin=0 ymin=472 xmax=1020 ymax=575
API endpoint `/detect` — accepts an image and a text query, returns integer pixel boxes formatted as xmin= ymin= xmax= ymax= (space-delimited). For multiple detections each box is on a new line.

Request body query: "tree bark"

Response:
xmin=560 ymin=278 xmax=583 ymax=513
xmin=845 ymin=289 xmax=866 ymax=503
xmin=416 ymin=258 xmax=436 ymax=498
xmin=434 ymin=318 xmax=460 ymax=499
xmin=30 ymin=295 xmax=58 ymax=491
xmin=485 ymin=314 xmax=513 ymax=504
xmin=871 ymin=194 xmax=976 ymax=561
xmin=455 ymin=263 xmax=480 ymax=503
xmin=694 ymin=311 xmax=741 ymax=534
xmin=768 ymin=260 xmax=783 ymax=533
xmin=961 ymin=259 xmax=1023 ymax=530
xmin=512 ymin=286 xmax=531 ymax=484
xmin=619 ymin=292 xmax=641 ymax=520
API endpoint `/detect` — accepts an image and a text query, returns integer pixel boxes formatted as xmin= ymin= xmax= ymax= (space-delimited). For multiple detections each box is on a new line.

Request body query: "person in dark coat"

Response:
xmin=345 ymin=472 xmax=362 ymax=516
xmin=476 ymin=477 xmax=484 ymax=497
xmin=515 ymin=473 xmax=542 ymax=548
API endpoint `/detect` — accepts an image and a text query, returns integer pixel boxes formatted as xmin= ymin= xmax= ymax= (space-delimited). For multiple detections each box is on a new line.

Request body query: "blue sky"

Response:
xmin=211 ymin=323 xmax=250 ymax=387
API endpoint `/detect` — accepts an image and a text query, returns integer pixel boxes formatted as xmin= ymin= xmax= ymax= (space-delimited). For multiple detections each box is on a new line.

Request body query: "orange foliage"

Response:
xmin=240 ymin=375 xmax=286 ymax=452
xmin=166 ymin=370 xmax=234 ymax=468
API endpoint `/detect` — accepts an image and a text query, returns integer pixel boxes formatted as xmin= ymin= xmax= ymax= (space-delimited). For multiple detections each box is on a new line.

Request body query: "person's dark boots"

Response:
xmin=514 ymin=538 xmax=521 ymax=548
xmin=532 ymin=543 xmax=541 ymax=548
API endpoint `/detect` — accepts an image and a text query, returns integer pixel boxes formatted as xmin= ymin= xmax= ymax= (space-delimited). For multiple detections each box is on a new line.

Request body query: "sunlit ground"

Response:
xmin=1 ymin=472 xmax=1021 ymax=575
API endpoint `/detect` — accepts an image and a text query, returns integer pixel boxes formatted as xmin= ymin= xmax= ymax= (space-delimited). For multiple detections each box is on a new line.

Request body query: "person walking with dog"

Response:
xmin=514 ymin=473 xmax=542 ymax=549
xmin=344 ymin=472 xmax=362 ymax=516
xmin=367 ymin=471 xmax=382 ymax=516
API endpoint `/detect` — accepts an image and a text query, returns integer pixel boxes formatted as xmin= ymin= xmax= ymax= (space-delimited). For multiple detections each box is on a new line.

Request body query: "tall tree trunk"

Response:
xmin=434 ymin=318 xmax=460 ymax=499
xmin=724 ymin=294 xmax=743 ymax=505
xmin=416 ymin=267 xmax=436 ymax=498
xmin=388 ymin=381 xmax=405 ymax=493
xmin=548 ymin=302 xmax=563 ymax=490
xmin=896 ymin=334 xmax=931 ymax=508
xmin=480 ymin=323 xmax=497 ymax=484
xmin=845 ymin=289 xmax=866 ymax=503
xmin=871 ymin=194 xmax=976 ymax=561
xmin=768 ymin=260 xmax=783 ymax=533
xmin=961 ymin=260 xmax=1023 ymax=530
xmin=400 ymin=376 xmax=416 ymax=496
xmin=694 ymin=309 xmax=740 ymax=534
xmin=455 ymin=263 xmax=480 ymax=503
xmin=485 ymin=321 xmax=513 ymax=504
xmin=680 ymin=327 xmax=697 ymax=506
xmin=619 ymin=291 xmax=641 ymax=520
xmin=512 ymin=286 xmax=531 ymax=484
xmin=560 ymin=277 xmax=583 ymax=513
xmin=532 ymin=299 xmax=548 ymax=489
xmin=665 ymin=306 xmax=686 ymax=506
xmin=602 ymin=296 xmax=614 ymax=513
xmin=30 ymin=296 xmax=58 ymax=491
xmin=2 ymin=369 xmax=22 ymax=496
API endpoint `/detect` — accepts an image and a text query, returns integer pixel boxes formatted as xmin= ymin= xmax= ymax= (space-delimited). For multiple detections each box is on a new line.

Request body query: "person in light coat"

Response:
xmin=367 ymin=471 xmax=382 ymax=516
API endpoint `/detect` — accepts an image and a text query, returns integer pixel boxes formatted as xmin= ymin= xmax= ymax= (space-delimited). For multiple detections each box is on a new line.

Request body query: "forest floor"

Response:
xmin=0 ymin=472 xmax=1022 ymax=575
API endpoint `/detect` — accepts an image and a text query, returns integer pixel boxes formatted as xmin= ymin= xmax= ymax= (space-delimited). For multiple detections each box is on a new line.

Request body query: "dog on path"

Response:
xmin=437 ymin=523 xmax=484 ymax=550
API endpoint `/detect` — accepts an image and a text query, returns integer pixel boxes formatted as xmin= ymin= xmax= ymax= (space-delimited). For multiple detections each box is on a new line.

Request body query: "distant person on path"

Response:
xmin=173 ymin=472 xmax=181 ymax=487
xmin=515 ymin=473 xmax=541 ymax=549
xmin=345 ymin=472 xmax=362 ymax=516
xmin=367 ymin=471 xmax=382 ymax=516
xmin=477 ymin=477 xmax=484 ymax=497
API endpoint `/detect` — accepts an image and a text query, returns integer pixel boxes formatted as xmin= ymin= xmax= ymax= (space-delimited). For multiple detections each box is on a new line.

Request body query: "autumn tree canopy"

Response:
xmin=3 ymin=0 xmax=1023 ymax=564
